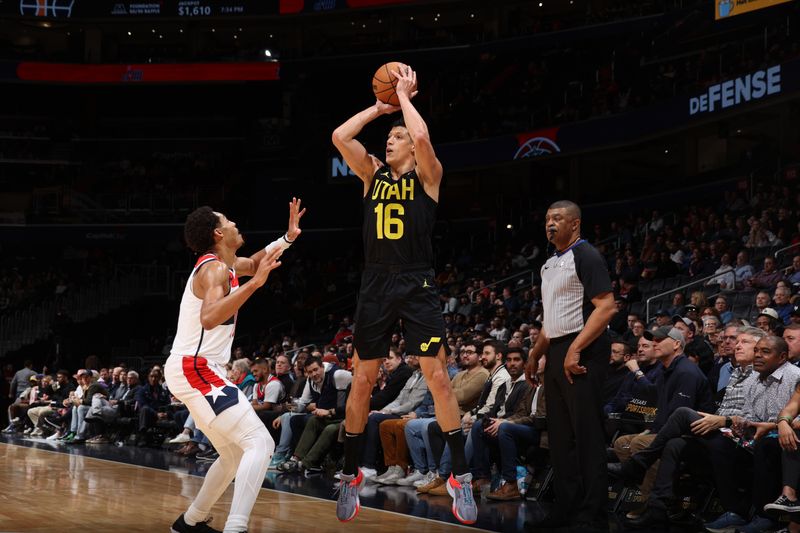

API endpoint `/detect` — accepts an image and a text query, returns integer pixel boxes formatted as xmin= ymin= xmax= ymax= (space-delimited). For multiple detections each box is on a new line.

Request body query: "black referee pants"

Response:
xmin=544 ymin=332 xmax=610 ymax=525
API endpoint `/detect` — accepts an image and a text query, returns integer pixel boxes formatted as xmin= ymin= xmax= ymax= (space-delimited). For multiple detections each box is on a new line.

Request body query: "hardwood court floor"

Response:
xmin=0 ymin=442 xmax=485 ymax=533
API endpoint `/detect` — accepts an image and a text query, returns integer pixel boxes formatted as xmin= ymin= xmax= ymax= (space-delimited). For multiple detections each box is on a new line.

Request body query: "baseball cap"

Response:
xmin=655 ymin=310 xmax=669 ymax=317
xmin=759 ymin=308 xmax=780 ymax=321
xmin=28 ymin=375 xmax=39 ymax=383
xmin=684 ymin=304 xmax=699 ymax=313
xmin=644 ymin=326 xmax=685 ymax=346
xmin=672 ymin=315 xmax=696 ymax=332
xmin=73 ymin=368 xmax=90 ymax=379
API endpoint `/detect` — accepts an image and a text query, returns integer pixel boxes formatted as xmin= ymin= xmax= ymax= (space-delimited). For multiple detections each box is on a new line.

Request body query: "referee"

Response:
xmin=526 ymin=200 xmax=616 ymax=532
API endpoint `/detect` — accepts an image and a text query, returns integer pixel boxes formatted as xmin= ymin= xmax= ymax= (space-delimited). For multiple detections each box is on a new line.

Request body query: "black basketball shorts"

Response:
xmin=353 ymin=266 xmax=449 ymax=360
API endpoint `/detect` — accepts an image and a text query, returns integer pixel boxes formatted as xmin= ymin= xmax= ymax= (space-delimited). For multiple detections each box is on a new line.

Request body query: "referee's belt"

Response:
xmin=364 ymin=262 xmax=431 ymax=273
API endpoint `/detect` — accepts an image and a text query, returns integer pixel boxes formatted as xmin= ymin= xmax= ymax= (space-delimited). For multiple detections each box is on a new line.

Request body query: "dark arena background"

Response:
xmin=2 ymin=1 xmax=800 ymax=532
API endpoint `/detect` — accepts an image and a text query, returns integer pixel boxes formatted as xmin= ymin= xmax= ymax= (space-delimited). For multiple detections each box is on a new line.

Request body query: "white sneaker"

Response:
xmin=169 ymin=432 xmax=191 ymax=444
xmin=30 ymin=428 xmax=44 ymax=437
xmin=46 ymin=431 xmax=62 ymax=441
xmin=361 ymin=467 xmax=378 ymax=482
xmin=414 ymin=471 xmax=437 ymax=488
xmin=373 ymin=465 xmax=401 ymax=484
xmin=23 ymin=427 xmax=34 ymax=435
xmin=397 ymin=470 xmax=426 ymax=486
xmin=376 ymin=465 xmax=406 ymax=485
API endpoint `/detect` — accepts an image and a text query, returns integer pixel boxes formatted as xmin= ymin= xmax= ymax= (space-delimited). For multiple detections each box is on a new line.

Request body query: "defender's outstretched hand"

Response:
xmin=252 ymin=246 xmax=283 ymax=289
xmin=287 ymin=197 xmax=306 ymax=241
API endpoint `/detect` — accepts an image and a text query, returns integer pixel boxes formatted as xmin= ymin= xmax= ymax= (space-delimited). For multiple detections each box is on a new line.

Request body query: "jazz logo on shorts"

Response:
xmin=420 ymin=337 xmax=441 ymax=352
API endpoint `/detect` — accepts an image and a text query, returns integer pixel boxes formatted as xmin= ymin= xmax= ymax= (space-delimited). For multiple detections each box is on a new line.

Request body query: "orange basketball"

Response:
xmin=372 ymin=62 xmax=406 ymax=106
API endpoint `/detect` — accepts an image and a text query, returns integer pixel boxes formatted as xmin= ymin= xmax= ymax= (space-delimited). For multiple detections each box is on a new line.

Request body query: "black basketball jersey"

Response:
xmin=362 ymin=166 xmax=436 ymax=267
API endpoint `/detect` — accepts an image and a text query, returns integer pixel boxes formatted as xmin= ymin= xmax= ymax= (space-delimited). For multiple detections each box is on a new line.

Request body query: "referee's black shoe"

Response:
xmin=170 ymin=514 xmax=222 ymax=533
xmin=607 ymin=458 xmax=646 ymax=487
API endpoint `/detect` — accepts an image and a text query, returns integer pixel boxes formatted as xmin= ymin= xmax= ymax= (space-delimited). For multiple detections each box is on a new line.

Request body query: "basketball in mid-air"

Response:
xmin=372 ymin=62 xmax=406 ymax=105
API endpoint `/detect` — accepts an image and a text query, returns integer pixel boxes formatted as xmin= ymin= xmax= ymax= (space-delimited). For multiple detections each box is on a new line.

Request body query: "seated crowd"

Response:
xmin=7 ymin=244 xmax=800 ymax=531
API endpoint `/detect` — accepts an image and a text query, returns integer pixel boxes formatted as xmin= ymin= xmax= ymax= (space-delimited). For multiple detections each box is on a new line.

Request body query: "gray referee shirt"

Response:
xmin=541 ymin=240 xmax=613 ymax=339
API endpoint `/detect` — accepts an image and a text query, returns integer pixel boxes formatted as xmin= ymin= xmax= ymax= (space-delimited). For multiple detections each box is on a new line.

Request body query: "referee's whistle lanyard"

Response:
xmin=554 ymin=237 xmax=585 ymax=257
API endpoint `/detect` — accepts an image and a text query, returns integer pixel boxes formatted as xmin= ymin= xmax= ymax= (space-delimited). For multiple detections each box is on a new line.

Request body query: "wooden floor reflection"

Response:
xmin=0 ymin=442 xmax=479 ymax=533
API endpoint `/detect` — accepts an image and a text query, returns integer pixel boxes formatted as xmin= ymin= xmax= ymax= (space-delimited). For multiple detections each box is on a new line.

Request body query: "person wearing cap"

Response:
xmin=756 ymin=308 xmax=783 ymax=336
xmin=653 ymin=310 xmax=671 ymax=328
xmin=64 ymin=369 xmax=95 ymax=443
xmin=683 ymin=303 xmax=700 ymax=324
xmin=610 ymin=326 xmax=764 ymax=528
xmin=607 ymin=326 xmax=713 ymax=524
xmin=525 ymin=200 xmax=616 ymax=531
xmin=672 ymin=315 xmax=715 ymax=375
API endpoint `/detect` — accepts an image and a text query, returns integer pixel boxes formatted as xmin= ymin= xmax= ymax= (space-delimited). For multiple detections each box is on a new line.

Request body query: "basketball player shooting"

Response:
xmin=331 ymin=65 xmax=477 ymax=524
xmin=165 ymin=198 xmax=305 ymax=533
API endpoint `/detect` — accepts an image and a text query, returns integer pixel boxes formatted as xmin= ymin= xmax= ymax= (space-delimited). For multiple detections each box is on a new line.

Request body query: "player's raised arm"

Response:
xmin=197 ymin=250 xmax=282 ymax=330
xmin=235 ymin=197 xmax=306 ymax=276
xmin=393 ymin=66 xmax=443 ymax=193
xmin=332 ymin=102 xmax=396 ymax=193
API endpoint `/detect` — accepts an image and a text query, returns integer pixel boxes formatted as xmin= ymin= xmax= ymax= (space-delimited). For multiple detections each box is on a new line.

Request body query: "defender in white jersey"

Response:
xmin=165 ymin=198 xmax=305 ymax=533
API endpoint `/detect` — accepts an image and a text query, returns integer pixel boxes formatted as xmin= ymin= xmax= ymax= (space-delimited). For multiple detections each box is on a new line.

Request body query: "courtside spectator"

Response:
xmin=277 ymin=357 xmax=351 ymax=474
xmin=369 ymin=347 xmax=412 ymax=412
xmin=604 ymin=341 xmax=633 ymax=405
xmin=134 ymin=368 xmax=171 ymax=446
xmin=468 ymin=347 xmax=532 ymax=497
xmin=371 ymin=355 xmax=428 ymax=485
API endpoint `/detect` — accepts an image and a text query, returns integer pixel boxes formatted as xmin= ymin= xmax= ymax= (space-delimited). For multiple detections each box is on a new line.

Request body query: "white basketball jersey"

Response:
xmin=170 ymin=253 xmax=239 ymax=365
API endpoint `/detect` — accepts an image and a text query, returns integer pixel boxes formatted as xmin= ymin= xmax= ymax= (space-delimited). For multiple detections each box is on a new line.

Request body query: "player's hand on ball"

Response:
xmin=375 ymin=98 xmax=401 ymax=115
xmin=252 ymin=246 xmax=283 ymax=288
xmin=391 ymin=65 xmax=418 ymax=101
xmin=563 ymin=345 xmax=587 ymax=384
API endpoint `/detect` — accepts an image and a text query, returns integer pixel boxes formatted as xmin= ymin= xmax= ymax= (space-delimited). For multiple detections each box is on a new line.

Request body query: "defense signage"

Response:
xmin=689 ymin=65 xmax=781 ymax=116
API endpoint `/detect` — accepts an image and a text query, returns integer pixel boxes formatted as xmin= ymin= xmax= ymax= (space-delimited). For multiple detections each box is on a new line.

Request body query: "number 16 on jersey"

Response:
xmin=374 ymin=202 xmax=404 ymax=240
